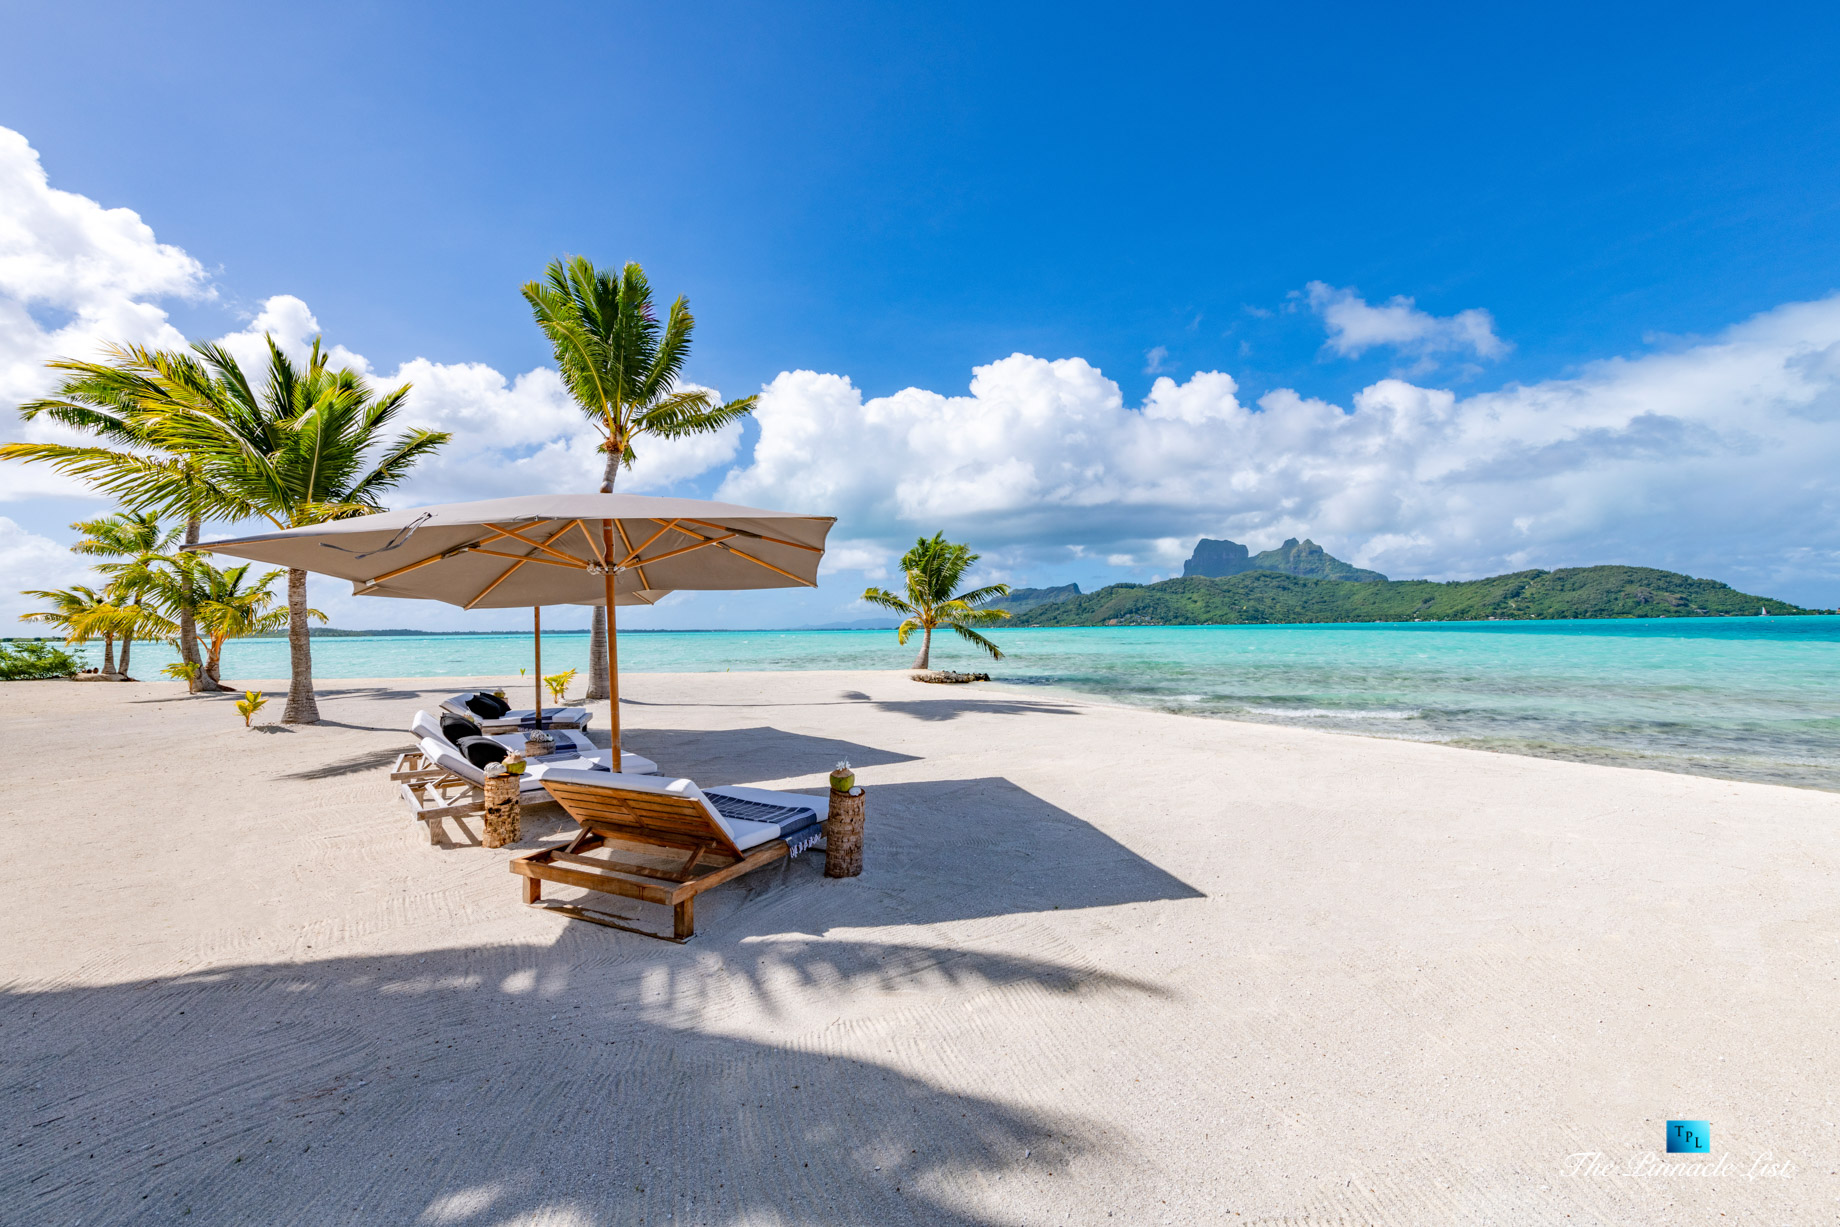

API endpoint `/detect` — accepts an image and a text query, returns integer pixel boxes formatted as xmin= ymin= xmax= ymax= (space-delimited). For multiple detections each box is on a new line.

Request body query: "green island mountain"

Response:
xmin=988 ymin=583 xmax=1083 ymax=614
xmin=1185 ymin=536 xmax=1387 ymax=582
xmin=1009 ymin=565 xmax=1821 ymax=627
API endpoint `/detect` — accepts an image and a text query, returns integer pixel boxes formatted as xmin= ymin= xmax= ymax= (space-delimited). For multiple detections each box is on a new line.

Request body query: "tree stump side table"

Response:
xmin=483 ymin=771 xmax=521 ymax=848
xmin=824 ymin=787 xmax=866 ymax=878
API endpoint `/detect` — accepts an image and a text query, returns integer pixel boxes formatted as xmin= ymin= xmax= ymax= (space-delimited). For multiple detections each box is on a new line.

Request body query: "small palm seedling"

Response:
xmin=235 ymin=690 xmax=267 ymax=728
xmin=163 ymin=661 xmax=201 ymax=685
xmin=543 ymin=669 xmax=578 ymax=703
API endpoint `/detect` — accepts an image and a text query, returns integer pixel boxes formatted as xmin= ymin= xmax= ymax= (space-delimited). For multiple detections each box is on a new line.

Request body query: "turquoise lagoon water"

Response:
xmin=71 ymin=617 xmax=1840 ymax=791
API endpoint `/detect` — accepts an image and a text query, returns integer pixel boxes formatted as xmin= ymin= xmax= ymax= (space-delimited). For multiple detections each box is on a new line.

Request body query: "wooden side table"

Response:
xmin=483 ymin=771 xmax=521 ymax=848
xmin=824 ymin=787 xmax=866 ymax=877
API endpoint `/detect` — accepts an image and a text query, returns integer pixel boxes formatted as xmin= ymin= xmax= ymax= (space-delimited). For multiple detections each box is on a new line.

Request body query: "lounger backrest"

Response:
xmin=411 ymin=709 xmax=445 ymax=744
xmin=419 ymin=735 xmax=484 ymax=786
xmin=538 ymin=767 xmax=745 ymax=857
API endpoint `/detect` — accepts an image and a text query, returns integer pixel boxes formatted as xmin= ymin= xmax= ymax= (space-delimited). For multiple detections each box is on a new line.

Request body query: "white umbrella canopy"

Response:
xmin=192 ymin=494 xmax=836 ymax=759
xmin=191 ymin=493 xmax=833 ymax=607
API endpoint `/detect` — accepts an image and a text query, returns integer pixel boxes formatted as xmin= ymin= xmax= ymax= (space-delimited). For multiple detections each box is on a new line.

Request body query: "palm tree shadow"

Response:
xmin=276 ymin=746 xmax=403 ymax=780
xmin=862 ymin=696 xmax=1083 ymax=722
xmin=2 ymin=938 xmax=1155 ymax=1224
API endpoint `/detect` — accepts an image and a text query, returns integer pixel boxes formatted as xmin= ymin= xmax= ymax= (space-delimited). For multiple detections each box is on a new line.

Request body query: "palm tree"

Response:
xmin=522 ymin=257 xmax=756 ymax=701
xmin=18 ymin=585 xmax=114 ymax=673
xmin=69 ymin=511 xmax=179 ymax=683
xmin=4 ymin=355 xmax=223 ymax=689
xmin=862 ymin=534 xmax=1012 ymax=670
xmin=133 ymin=337 xmax=448 ymax=723
xmin=69 ymin=593 xmax=175 ymax=680
xmin=196 ymin=564 xmax=310 ymax=682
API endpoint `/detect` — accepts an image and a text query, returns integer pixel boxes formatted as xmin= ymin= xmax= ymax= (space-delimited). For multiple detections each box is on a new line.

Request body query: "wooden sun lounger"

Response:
xmin=390 ymin=748 xmax=492 ymax=843
xmin=515 ymin=774 xmax=804 ymax=941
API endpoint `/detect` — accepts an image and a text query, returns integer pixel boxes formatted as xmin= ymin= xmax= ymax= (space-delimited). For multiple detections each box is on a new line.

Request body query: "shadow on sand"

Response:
xmin=3 ymin=936 xmax=1162 ymax=1224
xmin=624 ymin=687 xmax=1086 ymax=723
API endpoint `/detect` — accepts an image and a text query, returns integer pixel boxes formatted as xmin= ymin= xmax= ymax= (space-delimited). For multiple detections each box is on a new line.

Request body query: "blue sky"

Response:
xmin=4 ymin=2 xmax=1840 ymax=628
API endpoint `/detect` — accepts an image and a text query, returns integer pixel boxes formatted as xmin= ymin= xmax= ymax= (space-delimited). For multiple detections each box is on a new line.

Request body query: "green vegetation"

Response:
xmin=6 ymin=339 xmax=448 ymax=719
xmin=862 ymin=533 xmax=1012 ymax=668
xmin=988 ymin=583 xmax=1082 ymax=614
xmin=235 ymin=690 xmax=268 ymax=728
xmin=1011 ymin=565 xmax=1821 ymax=627
xmin=544 ymin=669 xmax=579 ymax=703
xmin=0 ymin=640 xmax=82 ymax=680
xmin=197 ymin=564 xmax=318 ymax=683
xmin=17 ymin=584 xmax=116 ymax=672
xmin=522 ymin=256 xmax=758 ymax=703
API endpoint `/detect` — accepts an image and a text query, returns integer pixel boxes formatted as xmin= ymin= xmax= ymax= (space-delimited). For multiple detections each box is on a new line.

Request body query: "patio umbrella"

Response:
xmin=191 ymin=494 xmax=836 ymax=764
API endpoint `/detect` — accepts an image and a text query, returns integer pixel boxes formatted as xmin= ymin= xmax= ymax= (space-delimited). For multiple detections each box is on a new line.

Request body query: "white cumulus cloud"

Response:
xmin=1305 ymin=280 xmax=1508 ymax=366
xmin=0 ymin=125 xmax=211 ymax=497
xmin=208 ymin=297 xmax=742 ymax=504
xmin=720 ymin=298 xmax=1840 ymax=603
xmin=0 ymin=516 xmax=96 ymax=629
xmin=5 ymin=118 xmax=1840 ymax=623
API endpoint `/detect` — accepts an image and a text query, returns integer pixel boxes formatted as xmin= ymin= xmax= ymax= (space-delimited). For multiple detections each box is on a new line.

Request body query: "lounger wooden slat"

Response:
xmin=515 ymin=773 xmax=812 ymax=941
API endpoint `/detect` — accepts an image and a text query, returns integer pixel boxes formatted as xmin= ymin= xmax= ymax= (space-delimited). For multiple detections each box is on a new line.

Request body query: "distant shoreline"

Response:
xmin=5 ymin=609 xmax=1835 ymax=645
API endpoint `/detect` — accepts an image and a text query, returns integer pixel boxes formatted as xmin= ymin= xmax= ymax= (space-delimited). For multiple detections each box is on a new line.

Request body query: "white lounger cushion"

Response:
xmin=537 ymin=768 xmax=820 ymax=852
xmin=411 ymin=709 xmax=658 ymax=783
xmin=412 ymin=708 xmax=597 ymax=753
xmin=439 ymin=694 xmax=591 ymax=730
xmin=415 ymin=736 xmax=658 ymax=789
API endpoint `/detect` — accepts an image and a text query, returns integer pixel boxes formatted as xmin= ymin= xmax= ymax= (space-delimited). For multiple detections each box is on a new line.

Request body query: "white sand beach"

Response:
xmin=3 ymin=670 xmax=1836 ymax=1225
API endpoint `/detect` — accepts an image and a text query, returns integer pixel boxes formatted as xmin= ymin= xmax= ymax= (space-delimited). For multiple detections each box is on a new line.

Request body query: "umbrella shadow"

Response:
xmin=617 ymin=725 xmax=921 ymax=779
xmin=517 ymin=775 xmax=1204 ymax=935
xmin=624 ymin=689 xmax=1084 ymax=724
xmin=2 ymin=938 xmax=1155 ymax=1225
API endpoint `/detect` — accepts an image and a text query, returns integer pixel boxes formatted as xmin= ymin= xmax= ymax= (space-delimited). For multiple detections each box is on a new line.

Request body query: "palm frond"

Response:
xmin=947 ymin=623 xmax=1005 ymax=660
xmin=954 ymin=583 xmax=1013 ymax=607
xmin=522 ymin=256 xmax=752 ymax=466
xmin=860 ymin=587 xmax=918 ymax=617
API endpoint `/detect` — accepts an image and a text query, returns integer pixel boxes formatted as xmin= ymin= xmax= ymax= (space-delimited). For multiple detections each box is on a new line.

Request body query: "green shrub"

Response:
xmin=0 ymin=640 xmax=81 ymax=680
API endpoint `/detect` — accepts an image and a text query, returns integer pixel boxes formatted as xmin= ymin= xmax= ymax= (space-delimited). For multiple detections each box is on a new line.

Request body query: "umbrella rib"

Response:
xmin=711 ymin=540 xmax=819 ymax=587
xmin=654 ymin=518 xmax=819 ymax=586
xmin=469 ymin=548 xmax=587 ymax=569
xmin=573 ymin=520 xmax=606 ymax=566
xmin=633 ymin=535 xmax=736 ymax=566
xmin=486 ymin=521 xmax=587 ymax=566
xmin=682 ymin=518 xmax=825 ymax=553
xmin=621 ymin=519 xmax=681 ymax=567
xmin=613 ymin=519 xmax=653 ymax=591
xmin=361 ymin=541 xmax=484 ymax=588
xmin=463 ymin=521 xmax=584 ymax=609
xmin=465 ymin=557 xmax=527 ymax=609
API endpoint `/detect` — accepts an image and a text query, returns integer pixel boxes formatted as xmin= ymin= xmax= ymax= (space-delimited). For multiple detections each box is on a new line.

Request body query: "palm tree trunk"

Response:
xmin=282 ymin=567 xmax=319 ymax=723
xmin=101 ymin=632 xmax=115 ymax=675
xmin=585 ymin=445 xmax=618 ymax=702
xmin=180 ymin=513 xmax=207 ymax=691
xmin=118 ymin=632 xmax=133 ymax=679
xmin=912 ymin=625 xmax=933 ymax=670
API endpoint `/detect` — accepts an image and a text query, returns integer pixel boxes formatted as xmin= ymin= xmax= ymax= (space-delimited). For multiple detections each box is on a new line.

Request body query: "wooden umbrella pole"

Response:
xmin=602 ymin=519 xmax=621 ymax=770
xmin=533 ymin=606 xmax=543 ymax=724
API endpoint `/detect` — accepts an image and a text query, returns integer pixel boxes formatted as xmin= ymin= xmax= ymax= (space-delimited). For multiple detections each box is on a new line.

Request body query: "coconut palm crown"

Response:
xmin=4 ymin=353 xmax=224 ymax=687
xmin=32 ymin=337 xmax=447 ymax=721
xmin=862 ymin=533 xmax=1012 ymax=670
xmin=521 ymin=255 xmax=756 ymax=700
xmin=151 ymin=336 xmax=447 ymax=722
